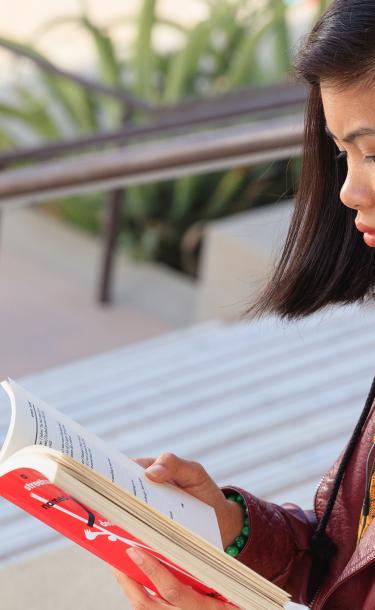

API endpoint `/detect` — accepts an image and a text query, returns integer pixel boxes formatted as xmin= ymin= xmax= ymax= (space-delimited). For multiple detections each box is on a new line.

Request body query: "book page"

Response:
xmin=0 ymin=379 xmax=222 ymax=548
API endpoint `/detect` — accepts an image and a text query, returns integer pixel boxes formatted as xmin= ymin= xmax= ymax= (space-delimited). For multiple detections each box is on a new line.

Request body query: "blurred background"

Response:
xmin=0 ymin=2 xmax=335 ymax=610
xmin=0 ymin=0 xmax=328 ymax=380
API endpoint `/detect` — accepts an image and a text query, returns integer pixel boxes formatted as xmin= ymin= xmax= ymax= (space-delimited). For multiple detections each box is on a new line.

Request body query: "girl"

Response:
xmin=115 ymin=1 xmax=375 ymax=608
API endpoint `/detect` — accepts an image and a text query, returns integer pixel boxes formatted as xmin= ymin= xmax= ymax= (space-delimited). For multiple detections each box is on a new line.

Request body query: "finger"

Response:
xmin=144 ymin=453 xmax=224 ymax=506
xmin=127 ymin=548 xmax=197 ymax=609
xmin=126 ymin=548 xmax=232 ymax=610
xmin=133 ymin=457 xmax=156 ymax=469
xmin=113 ymin=569 xmax=172 ymax=608
xmin=144 ymin=452 xmax=208 ymax=488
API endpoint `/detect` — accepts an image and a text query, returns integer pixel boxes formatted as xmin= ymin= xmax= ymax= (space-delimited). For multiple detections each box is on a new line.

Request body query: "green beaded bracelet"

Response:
xmin=224 ymin=493 xmax=249 ymax=557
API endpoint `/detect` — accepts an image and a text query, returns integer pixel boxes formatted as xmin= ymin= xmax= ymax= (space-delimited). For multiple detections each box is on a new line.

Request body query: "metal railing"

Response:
xmin=0 ymin=115 xmax=304 ymax=203
xmin=0 ymin=41 xmax=307 ymax=302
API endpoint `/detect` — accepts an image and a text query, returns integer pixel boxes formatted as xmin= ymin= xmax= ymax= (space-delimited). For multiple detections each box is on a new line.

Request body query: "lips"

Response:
xmin=355 ymin=222 xmax=375 ymax=235
xmin=355 ymin=222 xmax=375 ymax=247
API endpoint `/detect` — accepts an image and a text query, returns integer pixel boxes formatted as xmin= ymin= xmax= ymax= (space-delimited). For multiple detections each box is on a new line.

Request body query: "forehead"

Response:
xmin=320 ymin=82 xmax=375 ymax=138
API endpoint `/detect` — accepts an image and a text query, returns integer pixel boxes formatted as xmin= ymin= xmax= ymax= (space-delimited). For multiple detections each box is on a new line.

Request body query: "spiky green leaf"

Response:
xmin=80 ymin=15 xmax=121 ymax=86
xmin=133 ymin=0 xmax=157 ymax=101
xmin=203 ymin=169 xmax=247 ymax=218
xmin=162 ymin=20 xmax=212 ymax=103
xmin=224 ymin=15 xmax=274 ymax=87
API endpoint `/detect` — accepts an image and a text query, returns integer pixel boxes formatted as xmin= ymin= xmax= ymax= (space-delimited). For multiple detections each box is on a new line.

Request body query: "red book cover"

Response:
xmin=0 ymin=467 xmax=229 ymax=603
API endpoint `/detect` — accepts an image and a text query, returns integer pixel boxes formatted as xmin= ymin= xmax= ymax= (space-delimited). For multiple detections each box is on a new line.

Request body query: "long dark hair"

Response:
xmin=249 ymin=1 xmax=375 ymax=604
xmin=251 ymin=0 xmax=375 ymax=320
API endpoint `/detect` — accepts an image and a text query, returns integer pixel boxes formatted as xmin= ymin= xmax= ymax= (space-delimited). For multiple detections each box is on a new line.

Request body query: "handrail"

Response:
xmin=0 ymin=38 xmax=307 ymax=167
xmin=0 ymin=38 xmax=307 ymax=183
xmin=0 ymin=114 xmax=304 ymax=207
xmin=0 ymin=82 xmax=306 ymax=167
xmin=0 ymin=41 xmax=307 ymax=304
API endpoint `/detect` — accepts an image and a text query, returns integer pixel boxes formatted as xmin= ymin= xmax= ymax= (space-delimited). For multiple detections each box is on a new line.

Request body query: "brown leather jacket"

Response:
xmin=224 ymin=400 xmax=375 ymax=609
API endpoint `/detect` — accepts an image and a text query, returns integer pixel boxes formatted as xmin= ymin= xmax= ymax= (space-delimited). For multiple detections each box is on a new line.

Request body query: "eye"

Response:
xmin=365 ymin=156 xmax=375 ymax=163
xmin=336 ymin=151 xmax=347 ymax=162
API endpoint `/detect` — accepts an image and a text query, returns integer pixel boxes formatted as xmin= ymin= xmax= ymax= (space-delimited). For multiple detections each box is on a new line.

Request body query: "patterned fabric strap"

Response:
xmin=358 ymin=436 xmax=375 ymax=542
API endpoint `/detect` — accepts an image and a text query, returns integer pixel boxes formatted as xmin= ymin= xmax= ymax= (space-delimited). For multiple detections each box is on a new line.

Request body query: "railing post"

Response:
xmin=98 ymin=108 xmax=133 ymax=305
xmin=98 ymin=187 xmax=124 ymax=304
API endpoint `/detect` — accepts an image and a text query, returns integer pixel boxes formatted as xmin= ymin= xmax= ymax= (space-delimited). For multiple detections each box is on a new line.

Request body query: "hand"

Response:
xmin=114 ymin=547 xmax=234 ymax=609
xmin=133 ymin=453 xmax=244 ymax=548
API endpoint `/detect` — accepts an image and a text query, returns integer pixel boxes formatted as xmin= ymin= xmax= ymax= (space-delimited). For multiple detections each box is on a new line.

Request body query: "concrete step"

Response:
xmin=0 ymin=207 xmax=196 ymax=379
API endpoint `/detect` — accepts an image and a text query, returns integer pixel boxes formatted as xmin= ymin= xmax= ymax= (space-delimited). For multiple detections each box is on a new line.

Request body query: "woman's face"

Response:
xmin=321 ymin=81 xmax=375 ymax=247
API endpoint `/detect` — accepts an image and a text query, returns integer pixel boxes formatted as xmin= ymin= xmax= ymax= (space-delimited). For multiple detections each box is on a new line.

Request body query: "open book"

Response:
xmin=0 ymin=379 xmax=290 ymax=610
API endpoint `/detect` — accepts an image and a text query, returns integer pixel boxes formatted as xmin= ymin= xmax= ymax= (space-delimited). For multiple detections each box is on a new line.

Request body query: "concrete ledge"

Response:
xmin=195 ymin=201 xmax=293 ymax=322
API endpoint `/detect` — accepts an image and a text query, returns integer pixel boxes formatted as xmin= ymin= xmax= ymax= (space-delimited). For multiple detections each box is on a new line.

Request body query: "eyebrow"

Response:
xmin=325 ymin=125 xmax=375 ymax=143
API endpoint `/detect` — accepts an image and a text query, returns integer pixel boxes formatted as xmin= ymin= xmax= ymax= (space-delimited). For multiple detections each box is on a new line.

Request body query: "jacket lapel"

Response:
xmin=315 ymin=519 xmax=375 ymax=608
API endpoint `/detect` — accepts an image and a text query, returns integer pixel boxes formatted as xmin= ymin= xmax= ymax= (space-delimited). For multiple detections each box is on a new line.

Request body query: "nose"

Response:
xmin=340 ymin=166 xmax=375 ymax=211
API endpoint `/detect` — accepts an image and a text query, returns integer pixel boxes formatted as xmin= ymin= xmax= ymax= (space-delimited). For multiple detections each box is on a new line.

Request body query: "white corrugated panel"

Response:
xmin=0 ymin=305 xmax=374 ymax=610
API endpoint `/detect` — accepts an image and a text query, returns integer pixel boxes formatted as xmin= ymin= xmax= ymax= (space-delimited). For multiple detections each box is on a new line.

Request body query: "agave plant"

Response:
xmin=0 ymin=0 xmax=322 ymax=274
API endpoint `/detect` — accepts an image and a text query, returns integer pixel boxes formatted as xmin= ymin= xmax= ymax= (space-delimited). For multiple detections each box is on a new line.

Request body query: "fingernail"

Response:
xmin=146 ymin=464 xmax=168 ymax=478
xmin=127 ymin=547 xmax=144 ymax=565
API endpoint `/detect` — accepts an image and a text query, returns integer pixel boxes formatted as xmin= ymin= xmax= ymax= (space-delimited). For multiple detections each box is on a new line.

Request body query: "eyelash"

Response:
xmin=336 ymin=151 xmax=347 ymax=162
xmin=335 ymin=151 xmax=375 ymax=164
